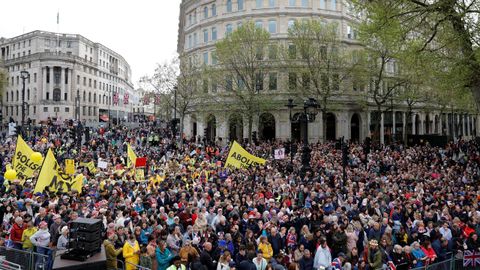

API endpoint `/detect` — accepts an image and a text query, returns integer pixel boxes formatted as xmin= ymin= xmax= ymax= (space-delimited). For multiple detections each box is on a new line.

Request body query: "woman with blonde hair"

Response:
xmin=217 ymin=250 xmax=233 ymax=270
xmin=345 ymin=224 xmax=358 ymax=251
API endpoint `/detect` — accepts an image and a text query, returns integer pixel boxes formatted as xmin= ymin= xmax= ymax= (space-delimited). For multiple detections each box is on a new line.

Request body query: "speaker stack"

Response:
xmin=60 ymin=218 xmax=103 ymax=262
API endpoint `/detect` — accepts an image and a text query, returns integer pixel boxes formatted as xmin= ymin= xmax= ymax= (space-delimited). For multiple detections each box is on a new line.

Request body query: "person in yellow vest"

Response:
xmin=123 ymin=233 xmax=140 ymax=270
xmin=166 ymin=255 xmax=185 ymax=270
xmin=21 ymin=220 xmax=37 ymax=250
xmin=257 ymin=236 xmax=273 ymax=261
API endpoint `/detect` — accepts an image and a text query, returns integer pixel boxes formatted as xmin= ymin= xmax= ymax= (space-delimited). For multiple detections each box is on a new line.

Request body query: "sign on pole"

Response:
xmin=274 ymin=148 xmax=285 ymax=160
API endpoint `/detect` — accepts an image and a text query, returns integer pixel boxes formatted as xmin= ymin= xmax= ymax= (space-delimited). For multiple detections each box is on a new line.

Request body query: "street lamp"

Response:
xmin=20 ymin=70 xmax=30 ymax=133
xmin=285 ymin=98 xmax=318 ymax=177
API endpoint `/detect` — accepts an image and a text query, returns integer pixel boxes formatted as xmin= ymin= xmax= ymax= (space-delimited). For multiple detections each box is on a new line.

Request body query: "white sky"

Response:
xmin=0 ymin=0 xmax=181 ymax=88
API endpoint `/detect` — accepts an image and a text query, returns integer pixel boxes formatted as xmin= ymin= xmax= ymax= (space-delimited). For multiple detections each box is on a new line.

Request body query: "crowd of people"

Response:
xmin=0 ymin=123 xmax=479 ymax=270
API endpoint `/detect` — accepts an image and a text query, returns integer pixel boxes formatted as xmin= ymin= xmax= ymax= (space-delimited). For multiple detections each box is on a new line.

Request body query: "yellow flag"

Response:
xmin=65 ymin=159 xmax=75 ymax=175
xmin=34 ymin=149 xmax=82 ymax=193
xmin=13 ymin=136 xmax=41 ymax=179
xmin=79 ymin=161 xmax=97 ymax=174
xmin=224 ymin=141 xmax=266 ymax=169
xmin=127 ymin=144 xmax=137 ymax=167
xmin=72 ymin=174 xmax=83 ymax=194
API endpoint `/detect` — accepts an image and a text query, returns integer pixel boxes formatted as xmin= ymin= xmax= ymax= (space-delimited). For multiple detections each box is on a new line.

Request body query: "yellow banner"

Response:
xmin=127 ymin=144 xmax=137 ymax=167
xmin=79 ymin=161 xmax=97 ymax=174
xmin=65 ymin=159 xmax=75 ymax=175
xmin=224 ymin=141 xmax=266 ymax=169
xmin=135 ymin=169 xmax=145 ymax=181
xmin=12 ymin=136 xmax=41 ymax=179
xmin=34 ymin=149 xmax=82 ymax=194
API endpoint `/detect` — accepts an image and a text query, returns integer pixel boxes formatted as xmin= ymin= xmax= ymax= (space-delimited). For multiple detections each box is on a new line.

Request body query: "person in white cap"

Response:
xmin=57 ymin=226 xmax=69 ymax=250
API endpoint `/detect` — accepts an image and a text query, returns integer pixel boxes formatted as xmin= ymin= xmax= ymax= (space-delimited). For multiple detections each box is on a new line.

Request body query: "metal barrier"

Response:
xmin=408 ymin=251 xmax=480 ymax=270
xmin=0 ymin=246 xmax=50 ymax=270
xmin=0 ymin=256 xmax=22 ymax=270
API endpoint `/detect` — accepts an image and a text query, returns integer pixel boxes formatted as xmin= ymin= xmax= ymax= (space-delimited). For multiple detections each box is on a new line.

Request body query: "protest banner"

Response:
xmin=225 ymin=141 xmax=266 ymax=169
xmin=12 ymin=136 xmax=41 ymax=179
xmin=34 ymin=149 xmax=82 ymax=193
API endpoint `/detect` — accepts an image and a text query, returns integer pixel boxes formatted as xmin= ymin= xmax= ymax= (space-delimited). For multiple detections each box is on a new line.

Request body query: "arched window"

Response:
xmin=16 ymin=91 xmax=19 ymax=101
xmin=6 ymin=92 xmax=8 ymax=102
xmin=204 ymin=6 xmax=208 ymax=19
xmin=212 ymin=4 xmax=217 ymax=16
xmin=226 ymin=0 xmax=232 ymax=12
xmin=94 ymin=93 xmax=96 ymax=103
xmin=27 ymin=89 xmax=30 ymax=100
xmin=83 ymin=91 xmax=86 ymax=102
xmin=88 ymin=92 xmax=91 ymax=102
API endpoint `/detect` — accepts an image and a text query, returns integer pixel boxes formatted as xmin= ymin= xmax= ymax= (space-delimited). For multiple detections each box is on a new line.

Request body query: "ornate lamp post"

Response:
xmin=20 ymin=70 xmax=30 ymax=134
xmin=285 ymin=98 xmax=318 ymax=177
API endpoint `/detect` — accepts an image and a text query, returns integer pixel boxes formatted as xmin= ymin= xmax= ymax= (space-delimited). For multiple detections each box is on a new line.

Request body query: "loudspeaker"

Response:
xmin=70 ymin=230 xmax=102 ymax=242
xmin=68 ymin=218 xmax=103 ymax=255
xmin=70 ymin=218 xmax=103 ymax=232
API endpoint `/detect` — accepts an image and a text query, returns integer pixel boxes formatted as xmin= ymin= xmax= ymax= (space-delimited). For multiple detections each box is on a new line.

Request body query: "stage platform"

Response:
xmin=53 ymin=246 xmax=106 ymax=270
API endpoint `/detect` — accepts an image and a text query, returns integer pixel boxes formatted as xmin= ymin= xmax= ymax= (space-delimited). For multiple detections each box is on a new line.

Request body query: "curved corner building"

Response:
xmin=178 ymin=0 xmax=478 ymax=143
xmin=0 ymin=30 xmax=134 ymax=126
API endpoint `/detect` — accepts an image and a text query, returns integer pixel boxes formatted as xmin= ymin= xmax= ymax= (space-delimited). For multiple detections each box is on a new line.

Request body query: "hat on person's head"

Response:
xmin=337 ymin=252 xmax=346 ymax=258
xmin=39 ymin=221 xmax=48 ymax=227
xmin=369 ymin=239 xmax=378 ymax=246
xmin=25 ymin=198 xmax=33 ymax=204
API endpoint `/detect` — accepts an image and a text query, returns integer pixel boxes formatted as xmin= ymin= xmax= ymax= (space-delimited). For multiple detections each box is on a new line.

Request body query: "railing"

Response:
xmin=115 ymin=259 xmax=151 ymax=270
xmin=407 ymin=251 xmax=480 ymax=270
xmin=0 ymin=245 xmax=51 ymax=270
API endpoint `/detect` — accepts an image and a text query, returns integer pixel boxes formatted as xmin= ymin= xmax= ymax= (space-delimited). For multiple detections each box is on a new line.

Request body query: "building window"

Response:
xmin=268 ymin=20 xmax=277 ymax=33
xmin=238 ymin=0 xmax=244 ymax=10
xmin=331 ymin=0 xmax=336 ymax=10
xmin=226 ymin=0 xmax=232 ymax=12
xmin=34 ymin=73 xmax=37 ymax=83
xmin=288 ymin=44 xmax=297 ymax=59
xmin=256 ymin=73 xmax=263 ymax=91
xmin=212 ymin=4 xmax=217 ymax=16
xmin=226 ymin=24 xmax=233 ymax=35
xmin=226 ymin=75 xmax=233 ymax=91
xmin=212 ymin=51 xmax=218 ymax=64
xmin=33 ymin=106 xmax=36 ymax=114
xmin=269 ymin=0 xmax=276 ymax=7
xmin=288 ymin=19 xmax=295 ymax=29
xmin=269 ymin=73 xmax=277 ymax=90
xmin=43 ymin=107 xmax=48 ymax=112
xmin=289 ymin=0 xmax=296 ymax=6
xmin=83 ymin=77 xmax=86 ymax=86
xmin=64 ymin=93 xmax=68 ymax=100
xmin=212 ymin=27 xmax=217 ymax=40
xmin=52 ymin=89 xmax=61 ymax=101
xmin=54 ymin=107 xmax=59 ymax=113
xmin=201 ymin=52 xmax=208 ymax=65
xmin=269 ymin=45 xmax=277 ymax=59
xmin=204 ymin=6 xmax=208 ymax=19
xmin=320 ymin=0 xmax=325 ymax=9
xmin=289 ymin=73 xmax=297 ymax=90
xmin=204 ymin=30 xmax=209 ymax=43
xmin=16 ymin=91 xmax=19 ymax=101
xmin=256 ymin=0 xmax=263 ymax=8
xmin=27 ymin=89 xmax=30 ymax=100
xmin=203 ymin=80 xmax=209 ymax=93
xmin=193 ymin=33 xmax=198 ymax=46
xmin=65 ymin=107 xmax=70 ymax=112
xmin=255 ymin=20 xmax=263 ymax=29
xmin=302 ymin=0 xmax=308 ymax=7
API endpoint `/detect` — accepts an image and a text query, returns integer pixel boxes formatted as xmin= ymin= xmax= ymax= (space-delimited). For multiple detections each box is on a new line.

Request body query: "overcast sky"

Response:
xmin=0 ymin=0 xmax=181 ymax=88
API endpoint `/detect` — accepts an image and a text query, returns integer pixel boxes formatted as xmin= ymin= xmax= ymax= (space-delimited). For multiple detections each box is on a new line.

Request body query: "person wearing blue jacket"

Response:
xmin=157 ymin=240 xmax=174 ymax=270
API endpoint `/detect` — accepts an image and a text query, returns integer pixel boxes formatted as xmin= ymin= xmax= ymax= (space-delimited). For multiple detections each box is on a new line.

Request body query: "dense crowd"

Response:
xmin=0 ymin=124 xmax=479 ymax=270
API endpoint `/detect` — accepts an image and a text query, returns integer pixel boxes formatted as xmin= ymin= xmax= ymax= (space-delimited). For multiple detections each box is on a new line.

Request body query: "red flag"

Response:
xmin=155 ymin=94 xmax=161 ymax=105
xmin=135 ymin=157 xmax=147 ymax=168
xmin=124 ymin=93 xmax=129 ymax=105
xmin=143 ymin=95 xmax=150 ymax=105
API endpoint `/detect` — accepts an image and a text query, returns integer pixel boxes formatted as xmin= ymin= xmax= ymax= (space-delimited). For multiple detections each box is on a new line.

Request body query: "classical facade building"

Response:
xmin=0 ymin=30 xmax=134 ymax=126
xmin=179 ymin=0 xmax=478 ymax=143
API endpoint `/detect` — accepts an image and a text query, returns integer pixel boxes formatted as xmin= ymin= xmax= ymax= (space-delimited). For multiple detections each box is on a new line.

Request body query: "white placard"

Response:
xmin=274 ymin=148 xmax=285 ymax=160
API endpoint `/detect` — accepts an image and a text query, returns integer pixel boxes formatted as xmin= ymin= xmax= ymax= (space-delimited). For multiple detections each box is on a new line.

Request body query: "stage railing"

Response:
xmin=0 ymin=245 xmax=50 ymax=270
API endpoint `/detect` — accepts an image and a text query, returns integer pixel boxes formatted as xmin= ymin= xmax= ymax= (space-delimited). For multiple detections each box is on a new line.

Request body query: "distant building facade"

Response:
xmin=0 ymin=30 xmax=134 ymax=126
xmin=178 ymin=0 xmax=478 ymax=143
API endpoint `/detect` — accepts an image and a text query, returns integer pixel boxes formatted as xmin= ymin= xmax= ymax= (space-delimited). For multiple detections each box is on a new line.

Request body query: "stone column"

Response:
xmin=60 ymin=67 xmax=65 ymax=101
xmin=462 ymin=114 xmax=466 ymax=137
xmin=392 ymin=111 xmax=396 ymax=140
xmin=412 ymin=114 xmax=416 ymax=135
xmin=380 ymin=112 xmax=384 ymax=145
xmin=367 ymin=111 xmax=371 ymax=138
xmin=48 ymin=66 xmax=53 ymax=100
xmin=318 ymin=111 xmax=324 ymax=143
xmin=42 ymin=67 xmax=47 ymax=100
xmin=402 ymin=112 xmax=406 ymax=140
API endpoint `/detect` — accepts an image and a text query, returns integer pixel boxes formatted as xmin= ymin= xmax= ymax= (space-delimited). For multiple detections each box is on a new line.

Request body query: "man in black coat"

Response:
xmin=268 ymin=227 xmax=284 ymax=256
xmin=200 ymin=242 xmax=216 ymax=270
xmin=299 ymin=249 xmax=314 ymax=270
xmin=237 ymin=252 xmax=257 ymax=270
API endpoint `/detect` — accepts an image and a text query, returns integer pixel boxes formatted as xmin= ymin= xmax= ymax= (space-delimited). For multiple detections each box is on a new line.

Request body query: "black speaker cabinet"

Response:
xmin=70 ymin=218 xmax=103 ymax=233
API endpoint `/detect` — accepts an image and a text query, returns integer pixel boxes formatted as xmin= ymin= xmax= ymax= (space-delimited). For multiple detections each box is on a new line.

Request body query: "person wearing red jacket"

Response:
xmin=10 ymin=217 xmax=25 ymax=249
